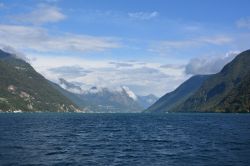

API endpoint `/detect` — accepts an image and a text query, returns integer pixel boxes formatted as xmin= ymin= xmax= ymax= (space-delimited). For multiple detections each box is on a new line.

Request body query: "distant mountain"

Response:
xmin=174 ymin=50 xmax=250 ymax=112
xmin=0 ymin=49 xmax=80 ymax=112
xmin=147 ymin=50 xmax=250 ymax=113
xmin=58 ymin=79 xmax=143 ymax=113
xmin=145 ymin=75 xmax=209 ymax=113
xmin=137 ymin=94 xmax=158 ymax=109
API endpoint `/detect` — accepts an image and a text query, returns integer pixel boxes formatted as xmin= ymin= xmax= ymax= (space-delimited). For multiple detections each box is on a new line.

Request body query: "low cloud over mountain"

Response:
xmin=185 ymin=51 xmax=239 ymax=75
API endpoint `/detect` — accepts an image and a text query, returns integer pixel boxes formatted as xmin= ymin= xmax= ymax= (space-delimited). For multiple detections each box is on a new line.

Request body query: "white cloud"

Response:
xmin=236 ymin=17 xmax=250 ymax=29
xmin=11 ymin=4 xmax=66 ymax=25
xmin=160 ymin=64 xmax=185 ymax=69
xmin=0 ymin=45 xmax=28 ymax=61
xmin=185 ymin=51 xmax=239 ymax=75
xmin=198 ymin=36 xmax=233 ymax=45
xmin=150 ymin=35 xmax=233 ymax=56
xmin=158 ymin=36 xmax=232 ymax=49
xmin=109 ymin=62 xmax=134 ymax=68
xmin=49 ymin=66 xmax=92 ymax=78
xmin=128 ymin=11 xmax=159 ymax=20
xmin=0 ymin=24 xmax=121 ymax=53
xmin=28 ymin=54 xmax=187 ymax=96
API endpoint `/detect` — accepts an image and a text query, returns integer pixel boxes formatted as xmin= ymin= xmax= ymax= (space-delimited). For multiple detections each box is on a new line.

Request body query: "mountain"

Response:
xmin=145 ymin=75 xmax=209 ymax=113
xmin=59 ymin=78 xmax=143 ymax=113
xmin=0 ymin=49 xmax=80 ymax=112
xmin=174 ymin=50 xmax=250 ymax=112
xmin=215 ymin=73 xmax=250 ymax=112
xmin=137 ymin=94 xmax=158 ymax=109
xmin=58 ymin=79 xmax=143 ymax=113
xmin=147 ymin=49 xmax=250 ymax=113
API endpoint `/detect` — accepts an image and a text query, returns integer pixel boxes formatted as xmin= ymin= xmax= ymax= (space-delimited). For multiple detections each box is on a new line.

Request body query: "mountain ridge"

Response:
xmin=174 ymin=49 xmax=250 ymax=112
xmin=147 ymin=49 xmax=250 ymax=113
xmin=0 ymin=49 xmax=80 ymax=112
xmin=57 ymin=78 xmax=157 ymax=112
xmin=145 ymin=75 xmax=209 ymax=113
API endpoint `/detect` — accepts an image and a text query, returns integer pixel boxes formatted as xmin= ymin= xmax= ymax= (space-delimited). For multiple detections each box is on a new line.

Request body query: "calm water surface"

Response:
xmin=0 ymin=113 xmax=250 ymax=166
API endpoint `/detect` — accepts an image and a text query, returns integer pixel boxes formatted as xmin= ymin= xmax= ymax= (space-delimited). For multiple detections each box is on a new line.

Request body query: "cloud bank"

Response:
xmin=0 ymin=24 xmax=121 ymax=53
xmin=49 ymin=66 xmax=92 ymax=78
xmin=128 ymin=11 xmax=159 ymax=20
xmin=28 ymin=55 xmax=187 ymax=97
xmin=11 ymin=4 xmax=66 ymax=25
xmin=185 ymin=51 xmax=239 ymax=75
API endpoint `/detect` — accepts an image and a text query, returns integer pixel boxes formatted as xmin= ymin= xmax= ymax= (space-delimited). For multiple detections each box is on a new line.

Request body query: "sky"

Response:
xmin=0 ymin=0 xmax=250 ymax=97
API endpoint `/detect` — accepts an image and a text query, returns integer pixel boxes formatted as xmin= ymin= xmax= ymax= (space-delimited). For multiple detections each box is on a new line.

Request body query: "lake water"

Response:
xmin=0 ymin=113 xmax=250 ymax=166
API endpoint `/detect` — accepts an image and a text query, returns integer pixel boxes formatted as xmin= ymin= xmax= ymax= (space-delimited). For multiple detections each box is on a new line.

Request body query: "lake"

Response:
xmin=0 ymin=113 xmax=250 ymax=166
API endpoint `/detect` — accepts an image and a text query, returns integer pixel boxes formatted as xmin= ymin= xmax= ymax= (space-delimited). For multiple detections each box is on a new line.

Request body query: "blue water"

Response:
xmin=0 ymin=113 xmax=250 ymax=166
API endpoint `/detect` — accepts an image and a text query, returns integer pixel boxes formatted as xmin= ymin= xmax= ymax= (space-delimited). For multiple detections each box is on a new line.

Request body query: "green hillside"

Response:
xmin=215 ymin=72 xmax=250 ymax=112
xmin=173 ymin=50 xmax=250 ymax=112
xmin=145 ymin=75 xmax=209 ymax=113
xmin=0 ymin=50 xmax=80 ymax=112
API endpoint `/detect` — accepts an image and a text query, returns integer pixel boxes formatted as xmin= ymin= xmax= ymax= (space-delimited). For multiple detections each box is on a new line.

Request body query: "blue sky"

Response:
xmin=0 ymin=0 xmax=250 ymax=96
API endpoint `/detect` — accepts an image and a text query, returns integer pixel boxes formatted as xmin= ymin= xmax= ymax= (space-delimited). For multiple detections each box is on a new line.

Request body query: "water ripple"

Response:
xmin=0 ymin=113 xmax=250 ymax=166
